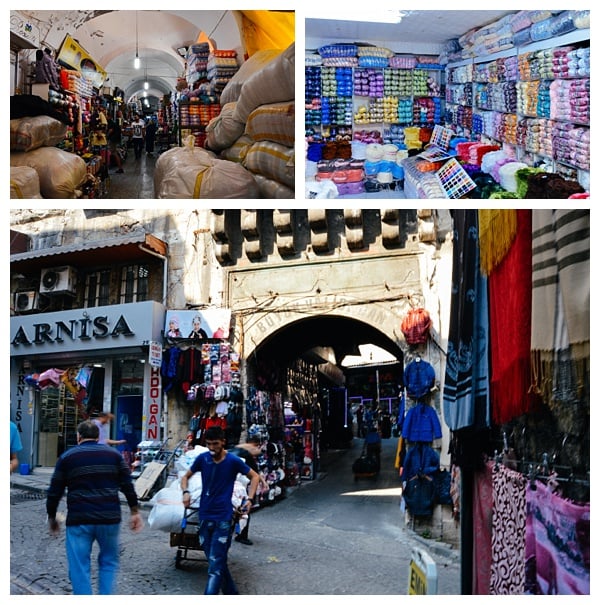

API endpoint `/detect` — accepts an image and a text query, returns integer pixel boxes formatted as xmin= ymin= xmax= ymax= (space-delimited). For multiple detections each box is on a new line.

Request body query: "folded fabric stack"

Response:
xmin=207 ymin=50 xmax=239 ymax=94
xmin=186 ymin=43 xmax=210 ymax=85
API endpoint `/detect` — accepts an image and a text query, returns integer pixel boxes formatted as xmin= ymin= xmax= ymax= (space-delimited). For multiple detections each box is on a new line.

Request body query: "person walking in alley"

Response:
xmin=46 ymin=420 xmax=143 ymax=595
xmin=10 ymin=420 xmax=23 ymax=473
xmin=131 ymin=113 xmax=145 ymax=159
xmin=181 ymin=426 xmax=260 ymax=594
xmin=92 ymin=411 xmax=126 ymax=447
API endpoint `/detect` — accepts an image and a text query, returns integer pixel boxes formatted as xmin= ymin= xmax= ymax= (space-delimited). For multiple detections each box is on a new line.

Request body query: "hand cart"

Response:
xmin=171 ymin=504 xmax=206 ymax=569
xmin=134 ymin=438 xmax=186 ymax=501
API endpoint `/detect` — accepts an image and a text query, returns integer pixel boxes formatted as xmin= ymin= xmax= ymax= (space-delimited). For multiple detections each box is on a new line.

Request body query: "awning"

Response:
xmin=10 ymin=232 xmax=167 ymax=274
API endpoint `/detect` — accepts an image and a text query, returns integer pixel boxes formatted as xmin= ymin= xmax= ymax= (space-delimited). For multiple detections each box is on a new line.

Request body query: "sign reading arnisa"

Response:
xmin=11 ymin=315 xmax=134 ymax=346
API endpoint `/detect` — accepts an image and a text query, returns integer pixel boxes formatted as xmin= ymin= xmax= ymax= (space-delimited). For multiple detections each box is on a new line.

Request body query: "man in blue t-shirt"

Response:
xmin=181 ymin=426 xmax=259 ymax=595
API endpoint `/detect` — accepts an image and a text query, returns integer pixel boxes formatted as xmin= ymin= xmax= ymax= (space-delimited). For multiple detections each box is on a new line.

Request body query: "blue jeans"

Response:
xmin=65 ymin=523 xmax=120 ymax=595
xmin=198 ymin=519 xmax=238 ymax=595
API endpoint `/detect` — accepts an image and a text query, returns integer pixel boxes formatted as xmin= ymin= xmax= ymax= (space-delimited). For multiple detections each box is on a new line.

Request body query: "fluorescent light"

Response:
xmin=134 ymin=54 xmax=140 ymax=69
xmin=306 ymin=10 xmax=410 ymax=24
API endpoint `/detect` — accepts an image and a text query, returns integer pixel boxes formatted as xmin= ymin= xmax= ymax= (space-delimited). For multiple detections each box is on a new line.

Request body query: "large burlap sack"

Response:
xmin=219 ymin=49 xmax=283 ymax=106
xmin=205 ymin=102 xmax=245 ymax=152
xmin=233 ymin=42 xmax=295 ymax=124
xmin=10 ymin=166 xmax=43 ymax=198
xmin=219 ymin=134 xmax=254 ymax=164
xmin=253 ymin=174 xmax=294 ymax=199
xmin=244 ymin=141 xmax=295 ymax=188
xmin=10 ymin=115 xmax=68 ymax=152
xmin=154 ymin=137 xmax=260 ymax=198
xmin=10 ymin=147 xmax=87 ymax=198
xmin=245 ymin=101 xmax=295 ymax=146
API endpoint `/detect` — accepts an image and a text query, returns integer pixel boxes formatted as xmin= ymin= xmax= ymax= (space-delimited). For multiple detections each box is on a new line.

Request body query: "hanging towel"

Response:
xmin=530 ymin=210 xmax=590 ymax=405
xmin=442 ymin=210 xmax=490 ymax=431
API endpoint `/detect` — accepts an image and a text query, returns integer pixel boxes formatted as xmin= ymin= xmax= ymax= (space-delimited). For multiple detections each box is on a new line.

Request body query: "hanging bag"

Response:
xmin=401 ymin=307 xmax=432 ymax=345
xmin=403 ymin=473 xmax=435 ymax=516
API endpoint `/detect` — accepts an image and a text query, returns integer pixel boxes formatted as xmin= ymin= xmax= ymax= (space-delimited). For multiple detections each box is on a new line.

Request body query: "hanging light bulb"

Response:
xmin=144 ymin=66 xmax=148 ymax=90
xmin=134 ymin=11 xmax=140 ymax=69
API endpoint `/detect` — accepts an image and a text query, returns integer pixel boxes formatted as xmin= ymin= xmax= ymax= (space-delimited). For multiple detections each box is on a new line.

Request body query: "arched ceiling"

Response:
xmin=18 ymin=10 xmax=243 ymax=102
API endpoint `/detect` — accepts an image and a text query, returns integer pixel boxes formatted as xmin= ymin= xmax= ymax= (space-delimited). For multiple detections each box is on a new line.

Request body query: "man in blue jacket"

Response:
xmin=46 ymin=420 xmax=143 ymax=594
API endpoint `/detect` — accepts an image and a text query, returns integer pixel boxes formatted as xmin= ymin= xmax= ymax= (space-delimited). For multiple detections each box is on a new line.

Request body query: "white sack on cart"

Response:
xmin=10 ymin=147 xmax=87 ymax=198
xmin=10 ymin=115 xmax=68 ymax=152
xmin=154 ymin=136 xmax=260 ymax=198
xmin=10 ymin=166 xmax=42 ymax=198
xmin=233 ymin=43 xmax=295 ymax=125
xmin=148 ymin=487 xmax=190 ymax=533
xmin=174 ymin=445 xmax=209 ymax=473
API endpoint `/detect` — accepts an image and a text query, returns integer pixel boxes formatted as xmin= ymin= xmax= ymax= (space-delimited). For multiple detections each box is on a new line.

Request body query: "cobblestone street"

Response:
xmin=10 ymin=438 xmax=460 ymax=596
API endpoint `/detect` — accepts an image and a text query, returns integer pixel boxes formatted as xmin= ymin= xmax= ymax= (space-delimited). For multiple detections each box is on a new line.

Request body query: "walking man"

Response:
xmin=181 ymin=426 xmax=260 ymax=594
xmin=131 ymin=113 xmax=145 ymax=160
xmin=46 ymin=420 xmax=143 ymax=595
xmin=92 ymin=411 xmax=126 ymax=447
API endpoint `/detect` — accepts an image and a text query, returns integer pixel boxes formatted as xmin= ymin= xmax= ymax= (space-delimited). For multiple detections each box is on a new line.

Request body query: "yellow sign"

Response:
xmin=409 ymin=559 xmax=427 ymax=595
xmin=57 ymin=33 xmax=107 ymax=88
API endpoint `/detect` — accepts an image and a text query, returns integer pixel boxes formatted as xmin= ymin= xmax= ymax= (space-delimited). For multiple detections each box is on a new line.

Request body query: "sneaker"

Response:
xmin=234 ymin=536 xmax=253 ymax=545
xmin=116 ymin=168 xmax=124 ymax=173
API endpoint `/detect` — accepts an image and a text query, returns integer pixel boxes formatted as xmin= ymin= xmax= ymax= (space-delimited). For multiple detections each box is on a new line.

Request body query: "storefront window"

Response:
xmin=84 ymin=269 xmax=111 ymax=307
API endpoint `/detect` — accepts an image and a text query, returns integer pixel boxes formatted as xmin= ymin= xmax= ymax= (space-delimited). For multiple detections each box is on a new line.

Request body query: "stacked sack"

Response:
xmin=10 ymin=114 xmax=86 ymax=198
xmin=206 ymin=43 xmax=295 ymax=198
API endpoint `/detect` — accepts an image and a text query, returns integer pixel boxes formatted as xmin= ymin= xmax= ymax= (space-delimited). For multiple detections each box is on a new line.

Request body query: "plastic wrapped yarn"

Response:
xmin=498 ymin=161 xmax=528 ymax=193
xmin=548 ymin=11 xmax=577 ymax=37
xmin=351 ymin=140 xmax=367 ymax=160
xmin=365 ymin=143 xmax=384 ymax=162
xmin=530 ymin=18 xmax=554 ymax=41
xmin=573 ymin=10 xmax=590 ymax=29
xmin=481 ymin=150 xmax=512 ymax=174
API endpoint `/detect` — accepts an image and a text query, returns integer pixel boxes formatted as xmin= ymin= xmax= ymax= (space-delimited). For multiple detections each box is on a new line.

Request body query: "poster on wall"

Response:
xmin=164 ymin=309 xmax=231 ymax=340
xmin=56 ymin=33 xmax=107 ymax=88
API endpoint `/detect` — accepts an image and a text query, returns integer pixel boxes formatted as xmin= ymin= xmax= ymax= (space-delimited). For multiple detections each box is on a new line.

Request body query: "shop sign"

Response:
xmin=10 ymin=301 xmax=165 ymax=355
xmin=144 ymin=364 xmax=162 ymax=441
xmin=165 ymin=308 xmax=231 ymax=339
xmin=57 ymin=33 xmax=107 ymax=88
xmin=149 ymin=341 xmax=162 ymax=368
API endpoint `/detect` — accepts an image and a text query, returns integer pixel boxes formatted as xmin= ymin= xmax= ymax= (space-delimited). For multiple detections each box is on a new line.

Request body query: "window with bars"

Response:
xmin=120 ymin=263 xmax=149 ymax=303
xmin=84 ymin=269 xmax=111 ymax=307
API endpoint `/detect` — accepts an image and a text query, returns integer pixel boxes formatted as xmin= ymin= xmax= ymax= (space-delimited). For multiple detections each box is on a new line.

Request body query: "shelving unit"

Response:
xmin=444 ymin=28 xmax=590 ymax=186
xmin=177 ymin=99 xmax=221 ymax=147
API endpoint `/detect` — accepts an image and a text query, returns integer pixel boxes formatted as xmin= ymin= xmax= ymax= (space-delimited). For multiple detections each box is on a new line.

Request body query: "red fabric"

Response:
xmin=488 ymin=209 xmax=533 ymax=425
xmin=401 ymin=308 xmax=432 ymax=345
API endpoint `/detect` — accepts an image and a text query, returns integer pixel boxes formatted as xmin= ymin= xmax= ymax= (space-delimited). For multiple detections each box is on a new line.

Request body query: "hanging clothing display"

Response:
xmin=401 ymin=402 xmax=442 ymax=443
xmin=443 ymin=210 xmax=490 ymax=431
xmin=488 ymin=209 xmax=534 ymax=425
xmin=525 ymin=481 xmax=590 ymax=595
xmin=490 ymin=463 xmax=527 ymax=594
xmin=403 ymin=358 xmax=435 ymax=400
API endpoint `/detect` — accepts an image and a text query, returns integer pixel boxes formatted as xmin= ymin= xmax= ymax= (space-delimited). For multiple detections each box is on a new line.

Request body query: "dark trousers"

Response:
xmin=132 ymin=137 xmax=144 ymax=159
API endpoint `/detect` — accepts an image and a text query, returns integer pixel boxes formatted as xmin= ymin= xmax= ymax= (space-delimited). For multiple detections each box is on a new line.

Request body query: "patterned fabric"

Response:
xmin=442 ymin=210 xmax=490 ymax=431
xmin=525 ymin=481 xmax=590 ymax=595
xmin=490 ymin=464 xmax=527 ymax=594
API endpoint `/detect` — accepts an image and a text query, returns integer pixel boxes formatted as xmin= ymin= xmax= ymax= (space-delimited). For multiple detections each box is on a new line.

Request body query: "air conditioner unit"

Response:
xmin=40 ymin=266 xmax=77 ymax=295
xmin=14 ymin=291 xmax=39 ymax=312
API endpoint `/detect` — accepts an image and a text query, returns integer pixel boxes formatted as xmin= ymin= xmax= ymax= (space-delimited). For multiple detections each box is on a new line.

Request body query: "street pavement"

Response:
xmin=10 ymin=436 xmax=460 ymax=596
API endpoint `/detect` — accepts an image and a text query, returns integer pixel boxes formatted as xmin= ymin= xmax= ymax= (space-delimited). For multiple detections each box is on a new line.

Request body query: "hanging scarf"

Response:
xmin=489 ymin=209 xmax=534 ymax=425
xmin=443 ymin=210 xmax=490 ymax=431
xmin=478 ymin=209 xmax=518 ymax=276
xmin=530 ymin=210 xmax=590 ymax=406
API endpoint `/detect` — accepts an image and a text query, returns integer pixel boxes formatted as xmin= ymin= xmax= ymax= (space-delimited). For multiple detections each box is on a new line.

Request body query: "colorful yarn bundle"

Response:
xmin=384 ymin=69 xmax=413 ymax=97
xmin=467 ymin=143 xmax=501 ymax=166
xmin=353 ymin=130 xmax=383 ymax=144
xmin=403 ymin=127 xmax=422 ymax=150
xmin=552 ymin=123 xmax=589 ymax=170
xmin=384 ymin=125 xmax=406 ymax=146
xmin=573 ymin=10 xmax=590 ymax=28
xmin=321 ymin=57 xmax=358 ymax=67
xmin=388 ymin=56 xmax=417 ymax=69
xmin=318 ymin=44 xmax=358 ymax=58
xmin=523 ymin=171 xmax=585 ymax=198
xmin=565 ymin=47 xmax=590 ymax=78
xmin=412 ymin=70 xmax=430 ymax=96
xmin=498 ymin=161 xmax=529 ymax=193
xmin=353 ymin=69 xmax=384 ymax=97
xmin=382 ymin=96 xmax=399 ymax=123
xmin=550 ymin=79 xmax=589 ymax=124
